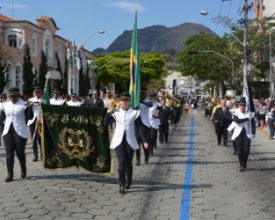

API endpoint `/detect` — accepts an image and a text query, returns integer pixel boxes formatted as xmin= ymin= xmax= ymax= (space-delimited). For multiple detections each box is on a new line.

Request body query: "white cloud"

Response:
xmin=107 ymin=1 xmax=148 ymax=13
xmin=5 ymin=4 xmax=30 ymax=9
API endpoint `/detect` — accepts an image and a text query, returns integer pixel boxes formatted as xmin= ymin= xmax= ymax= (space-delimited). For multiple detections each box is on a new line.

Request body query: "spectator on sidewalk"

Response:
xmin=266 ymin=101 xmax=275 ymax=139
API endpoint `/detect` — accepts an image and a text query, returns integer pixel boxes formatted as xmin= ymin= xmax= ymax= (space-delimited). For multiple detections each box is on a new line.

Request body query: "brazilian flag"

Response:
xmin=41 ymin=104 xmax=112 ymax=175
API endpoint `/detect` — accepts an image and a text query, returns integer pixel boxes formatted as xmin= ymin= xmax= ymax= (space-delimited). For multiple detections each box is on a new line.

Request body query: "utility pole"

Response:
xmin=240 ymin=0 xmax=252 ymax=96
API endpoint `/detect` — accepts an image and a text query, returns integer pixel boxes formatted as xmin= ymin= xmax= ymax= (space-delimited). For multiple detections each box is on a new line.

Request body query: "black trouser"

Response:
xmin=3 ymin=123 xmax=27 ymax=173
xmin=216 ymin=126 xmax=228 ymax=145
xmin=135 ymin=123 xmax=149 ymax=162
xmin=235 ymin=127 xmax=251 ymax=167
xmin=159 ymin=125 xmax=168 ymax=143
xmin=115 ymin=133 xmax=134 ymax=171
xmin=29 ymin=121 xmax=42 ymax=157
xmin=149 ymin=127 xmax=158 ymax=155
xmin=0 ymin=123 xmax=4 ymax=145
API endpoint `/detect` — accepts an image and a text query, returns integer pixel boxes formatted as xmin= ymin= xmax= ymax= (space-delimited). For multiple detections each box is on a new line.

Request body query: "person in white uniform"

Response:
xmin=0 ymin=93 xmax=7 ymax=146
xmin=50 ymin=88 xmax=65 ymax=105
xmin=232 ymin=97 xmax=255 ymax=172
xmin=104 ymin=92 xmax=146 ymax=194
xmin=27 ymin=86 xmax=43 ymax=162
xmin=66 ymin=93 xmax=82 ymax=106
xmin=0 ymin=87 xmax=33 ymax=182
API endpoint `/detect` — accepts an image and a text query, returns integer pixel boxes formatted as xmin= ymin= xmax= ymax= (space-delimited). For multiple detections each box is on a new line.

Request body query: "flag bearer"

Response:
xmin=104 ymin=92 xmax=147 ymax=194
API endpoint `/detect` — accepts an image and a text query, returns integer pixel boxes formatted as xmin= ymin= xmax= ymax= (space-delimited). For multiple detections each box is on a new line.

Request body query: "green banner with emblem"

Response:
xmin=40 ymin=104 xmax=112 ymax=175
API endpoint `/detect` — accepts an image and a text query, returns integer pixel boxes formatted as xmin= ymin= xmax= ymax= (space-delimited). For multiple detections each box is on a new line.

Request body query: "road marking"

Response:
xmin=46 ymin=187 xmax=81 ymax=191
xmin=180 ymin=115 xmax=194 ymax=220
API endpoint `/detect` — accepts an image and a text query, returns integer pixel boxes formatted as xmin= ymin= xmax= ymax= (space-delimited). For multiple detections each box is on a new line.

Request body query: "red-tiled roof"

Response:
xmin=0 ymin=14 xmax=15 ymax=22
xmin=36 ymin=16 xmax=60 ymax=30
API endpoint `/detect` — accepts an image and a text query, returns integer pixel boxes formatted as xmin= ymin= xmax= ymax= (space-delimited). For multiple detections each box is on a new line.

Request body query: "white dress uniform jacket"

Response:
xmin=139 ymin=98 xmax=151 ymax=128
xmin=231 ymin=108 xmax=254 ymax=140
xmin=66 ymin=100 xmax=81 ymax=106
xmin=110 ymin=108 xmax=140 ymax=150
xmin=50 ymin=98 xmax=65 ymax=105
xmin=27 ymin=96 xmax=42 ymax=126
xmin=1 ymin=99 xmax=29 ymax=138
xmin=149 ymin=101 xmax=161 ymax=129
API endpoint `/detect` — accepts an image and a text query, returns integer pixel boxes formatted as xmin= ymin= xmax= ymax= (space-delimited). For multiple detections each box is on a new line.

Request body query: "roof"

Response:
xmin=0 ymin=14 xmax=16 ymax=22
xmin=36 ymin=16 xmax=60 ymax=30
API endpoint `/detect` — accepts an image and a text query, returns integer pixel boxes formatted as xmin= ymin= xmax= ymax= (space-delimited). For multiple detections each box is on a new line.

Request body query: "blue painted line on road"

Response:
xmin=179 ymin=116 xmax=194 ymax=220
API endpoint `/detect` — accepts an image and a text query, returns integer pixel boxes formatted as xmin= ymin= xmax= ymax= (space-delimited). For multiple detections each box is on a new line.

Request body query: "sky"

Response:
xmin=0 ymin=0 xmax=253 ymax=51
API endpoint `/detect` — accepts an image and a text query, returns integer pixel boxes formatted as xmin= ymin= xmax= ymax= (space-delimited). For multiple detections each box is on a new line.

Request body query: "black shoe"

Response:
xmin=165 ymin=141 xmax=168 ymax=143
xmin=239 ymin=166 xmax=244 ymax=172
xmin=159 ymin=141 xmax=163 ymax=144
xmin=135 ymin=161 xmax=140 ymax=166
xmin=233 ymin=151 xmax=237 ymax=155
xmin=5 ymin=173 xmax=13 ymax=182
xmin=32 ymin=154 xmax=38 ymax=162
xmin=119 ymin=184 xmax=125 ymax=195
xmin=21 ymin=169 xmax=27 ymax=178
xmin=218 ymin=143 xmax=221 ymax=146
xmin=149 ymin=153 xmax=153 ymax=157
xmin=223 ymin=144 xmax=228 ymax=147
xmin=144 ymin=159 xmax=148 ymax=164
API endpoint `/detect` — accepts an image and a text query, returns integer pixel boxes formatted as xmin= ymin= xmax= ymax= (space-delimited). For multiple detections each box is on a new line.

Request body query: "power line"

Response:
xmin=215 ymin=1 xmax=224 ymax=32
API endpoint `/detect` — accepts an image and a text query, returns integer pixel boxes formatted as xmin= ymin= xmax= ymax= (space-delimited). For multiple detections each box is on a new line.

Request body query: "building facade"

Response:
xmin=0 ymin=14 xmax=96 ymax=96
xmin=254 ymin=0 xmax=275 ymax=19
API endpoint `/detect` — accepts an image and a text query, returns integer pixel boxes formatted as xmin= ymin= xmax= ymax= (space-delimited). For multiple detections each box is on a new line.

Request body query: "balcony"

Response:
xmin=47 ymin=57 xmax=57 ymax=68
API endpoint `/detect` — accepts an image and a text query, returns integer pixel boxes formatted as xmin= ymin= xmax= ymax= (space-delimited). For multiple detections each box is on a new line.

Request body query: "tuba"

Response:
xmin=165 ymin=94 xmax=181 ymax=108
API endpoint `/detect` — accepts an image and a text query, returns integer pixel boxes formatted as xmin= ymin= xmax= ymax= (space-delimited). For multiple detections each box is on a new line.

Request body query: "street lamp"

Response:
xmin=200 ymin=10 xmax=248 ymax=96
xmin=80 ymin=30 xmax=105 ymax=47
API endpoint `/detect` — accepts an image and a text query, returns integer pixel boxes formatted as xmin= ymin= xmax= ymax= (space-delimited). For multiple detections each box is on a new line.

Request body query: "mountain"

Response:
xmin=94 ymin=23 xmax=216 ymax=54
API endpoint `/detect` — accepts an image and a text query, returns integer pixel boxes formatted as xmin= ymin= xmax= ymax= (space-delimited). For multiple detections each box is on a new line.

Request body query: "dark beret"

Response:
xmin=151 ymin=92 xmax=157 ymax=97
xmin=120 ymin=92 xmax=131 ymax=100
xmin=9 ymin=87 xmax=20 ymax=95
xmin=33 ymin=86 xmax=42 ymax=92
xmin=53 ymin=88 xmax=60 ymax=93
xmin=0 ymin=93 xmax=6 ymax=98
xmin=239 ymin=97 xmax=246 ymax=104
xmin=71 ymin=93 xmax=77 ymax=97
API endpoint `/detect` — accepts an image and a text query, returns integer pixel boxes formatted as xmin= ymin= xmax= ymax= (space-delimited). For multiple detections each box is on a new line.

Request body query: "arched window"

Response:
xmin=32 ymin=36 xmax=37 ymax=56
xmin=46 ymin=38 xmax=50 ymax=57
xmin=57 ymin=46 xmax=61 ymax=59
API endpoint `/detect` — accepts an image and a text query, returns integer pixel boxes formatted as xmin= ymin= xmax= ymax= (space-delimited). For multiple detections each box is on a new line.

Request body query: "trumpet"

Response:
xmin=165 ymin=94 xmax=181 ymax=108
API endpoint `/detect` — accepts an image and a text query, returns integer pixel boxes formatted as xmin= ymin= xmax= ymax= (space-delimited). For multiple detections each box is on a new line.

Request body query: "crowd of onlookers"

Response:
xmin=201 ymin=96 xmax=275 ymax=139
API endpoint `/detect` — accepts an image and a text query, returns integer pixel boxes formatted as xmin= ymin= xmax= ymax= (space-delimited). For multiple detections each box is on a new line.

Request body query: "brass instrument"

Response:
xmin=165 ymin=94 xmax=181 ymax=108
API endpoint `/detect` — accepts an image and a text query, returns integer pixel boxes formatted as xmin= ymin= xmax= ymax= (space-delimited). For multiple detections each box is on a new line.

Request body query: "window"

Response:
xmin=32 ymin=36 xmax=37 ymax=56
xmin=57 ymin=47 xmax=61 ymax=59
xmin=8 ymin=34 xmax=17 ymax=48
xmin=46 ymin=38 xmax=50 ymax=57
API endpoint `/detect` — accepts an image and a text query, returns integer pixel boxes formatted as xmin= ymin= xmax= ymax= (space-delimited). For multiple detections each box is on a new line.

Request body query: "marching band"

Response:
xmin=0 ymin=85 xmax=183 ymax=189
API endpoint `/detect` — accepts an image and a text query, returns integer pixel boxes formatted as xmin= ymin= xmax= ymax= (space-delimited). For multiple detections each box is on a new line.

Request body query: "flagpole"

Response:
xmin=30 ymin=72 xmax=51 ymax=149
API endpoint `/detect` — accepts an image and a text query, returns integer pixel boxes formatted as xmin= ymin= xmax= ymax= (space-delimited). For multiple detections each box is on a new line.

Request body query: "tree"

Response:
xmin=39 ymin=50 xmax=48 ymax=89
xmin=78 ymin=58 xmax=86 ymax=96
xmin=95 ymin=50 xmax=167 ymax=92
xmin=0 ymin=61 xmax=7 ymax=93
xmin=85 ymin=61 xmax=90 ymax=95
xmin=0 ymin=44 xmax=14 ymax=93
xmin=55 ymin=52 xmax=63 ymax=92
xmin=23 ymin=44 xmax=36 ymax=96
xmin=177 ymin=33 xmax=243 ymax=95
